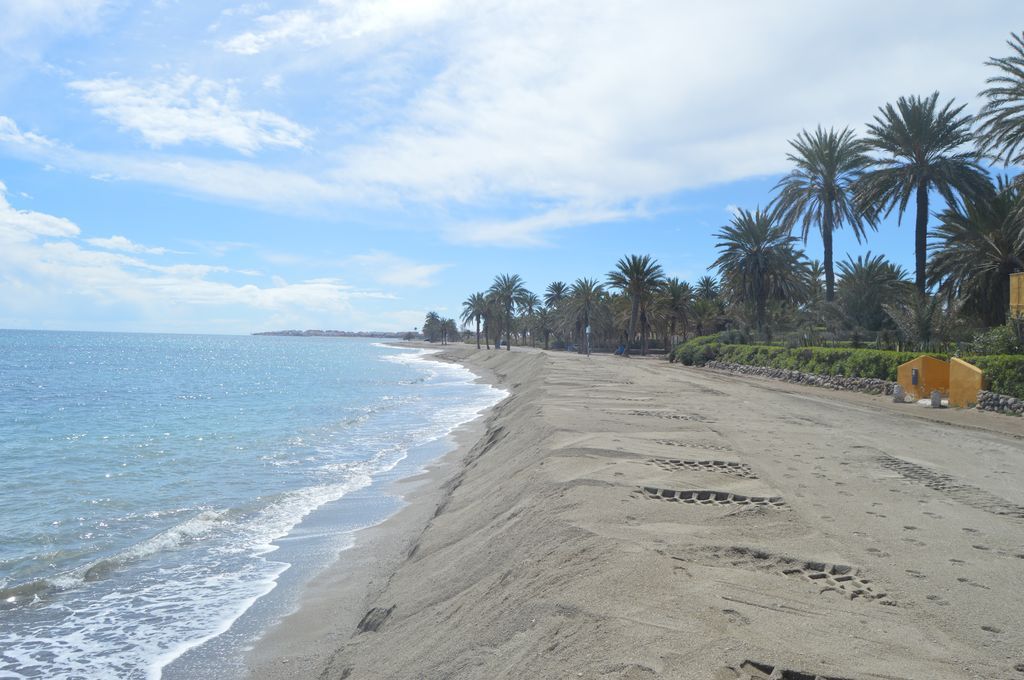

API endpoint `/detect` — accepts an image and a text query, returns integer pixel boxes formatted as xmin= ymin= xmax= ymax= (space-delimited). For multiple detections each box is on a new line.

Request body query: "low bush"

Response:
xmin=969 ymin=355 xmax=1024 ymax=399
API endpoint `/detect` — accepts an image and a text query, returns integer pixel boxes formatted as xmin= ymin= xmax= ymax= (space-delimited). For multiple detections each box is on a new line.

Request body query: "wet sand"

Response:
xmin=248 ymin=345 xmax=1024 ymax=680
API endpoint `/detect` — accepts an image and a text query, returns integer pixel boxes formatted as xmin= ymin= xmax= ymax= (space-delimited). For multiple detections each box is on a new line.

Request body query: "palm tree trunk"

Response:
xmin=624 ymin=296 xmax=639 ymax=357
xmin=640 ymin=311 xmax=648 ymax=355
xmin=475 ymin=317 xmax=481 ymax=349
xmin=915 ymin=181 xmax=929 ymax=293
xmin=505 ymin=309 xmax=512 ymax=350
xmin=755 ymin=284 xmax=767 ymax=336
xmin=823 ymin=200 xmax=835 ymax=301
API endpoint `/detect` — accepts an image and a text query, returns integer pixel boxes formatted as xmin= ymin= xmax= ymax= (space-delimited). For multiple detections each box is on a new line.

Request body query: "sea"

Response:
xmin=0 ymin=330 xmax=505 ymax=679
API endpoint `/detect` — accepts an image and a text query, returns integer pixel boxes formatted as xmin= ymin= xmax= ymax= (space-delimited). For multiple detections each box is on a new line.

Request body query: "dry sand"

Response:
xmin=248 ymin=346 xmax=1024 ymax=680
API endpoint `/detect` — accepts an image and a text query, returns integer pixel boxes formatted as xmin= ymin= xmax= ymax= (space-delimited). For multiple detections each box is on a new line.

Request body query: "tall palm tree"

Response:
xmin=695 ymin=275 xmax=720 ymax=301
xmin=977 ymin=32 xmax=1024 ymax=170
xmin=607 ymin=255 xmax=665 ymax=356
xmin=461 ymin=292 xmax=488 ymax=349
xmin=712 ymin=208 xmax=809 ymax=335
xmin=544 ymin=281 xmax=569 ymax=309
xmin=565 ymin=278 xmax=605 ymax=354
xmin=772 ymin=126 xmax=874 ymax=301
xmin=487 ymin=273 xmax=529 ymax=351
xmin=854 ymin=92 xmax=991 ymax=293
xmin=928 ymin=177 xmax=1024 ymax=326
xmin=660 ymin=278 xmax=694 ymax=348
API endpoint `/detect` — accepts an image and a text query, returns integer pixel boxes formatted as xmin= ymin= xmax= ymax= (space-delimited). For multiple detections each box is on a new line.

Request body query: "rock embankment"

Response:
xmin=976 ymin=390 xmax=1024 ymax=416
xmin=703 ymin=361 xmax=895 ymax=395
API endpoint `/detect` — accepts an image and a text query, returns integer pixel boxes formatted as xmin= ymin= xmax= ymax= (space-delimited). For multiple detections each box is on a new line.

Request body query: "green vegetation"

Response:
xmin=440 ymin=32 xmax=1024 ymax=391
xmin=672 ymin=333 xmax=1024 ymax=399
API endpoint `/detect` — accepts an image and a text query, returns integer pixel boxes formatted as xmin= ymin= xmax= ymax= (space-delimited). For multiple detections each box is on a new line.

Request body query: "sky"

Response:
xmin=0 ymin=1 xmax=1019 ymax=334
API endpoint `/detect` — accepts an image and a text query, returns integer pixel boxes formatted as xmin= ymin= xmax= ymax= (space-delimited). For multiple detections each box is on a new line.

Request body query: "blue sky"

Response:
xmin=0 ymin=1 xmax=1018 ymax=334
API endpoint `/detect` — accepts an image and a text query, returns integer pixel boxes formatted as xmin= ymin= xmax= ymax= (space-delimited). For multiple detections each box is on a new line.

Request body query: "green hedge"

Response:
xmin=970 ymin=355 xmax=1024 ymax=399
xmin=673 ymin=334 xmax=1024 ymax=398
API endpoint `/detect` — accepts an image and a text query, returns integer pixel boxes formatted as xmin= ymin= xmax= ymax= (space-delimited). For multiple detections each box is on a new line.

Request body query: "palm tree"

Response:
xmin=928 ymin=177 xmax=1024 ymax=326
xmin=977 ymin=32 xmax=1024 ymax=170
xmin=461 ymin=292 xmax=488 ymax=349
xmin=565 ymin=278 xmax=605 ymax=354
xmin=712 ymin=208 xmax=809 ymax=335
xmin=607 ymin=255 xmax=665 ymax=356
xmin=884 ymin=292 xmax=959 ymax=352
xmin=487 ymin=273 xmax=529 ymax=351
xmin=691 ymin=298 xmax=720 ymax=337
xmin=422 ymin=311 xmax=442 ymax=342
xmin=695 ymin=275 xmax=720 ymax=301
xmin=835 ymin=252 xmax=912 ymax=333
xmin=772 ymin=126 xmax=874 ymax=301
xmin=855 ymin=92 xmax=992 ymax=293
xmin=544 ymin=281 xmax=569 ymax=309
xmin=660 ymin=278 xmax=694 ymax=348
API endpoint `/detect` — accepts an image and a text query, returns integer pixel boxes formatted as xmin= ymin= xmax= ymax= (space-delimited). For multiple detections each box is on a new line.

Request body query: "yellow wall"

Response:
xmin=949 ymin=358 xmax=984 ymax=408
xmin=897 ymin=356 xmax=950 ymax=400
xmin=1012 ymin=272 xmax=1024 ymax=317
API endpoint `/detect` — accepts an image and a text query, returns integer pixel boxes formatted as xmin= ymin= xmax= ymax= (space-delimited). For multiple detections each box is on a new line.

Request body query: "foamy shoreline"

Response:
xmin=241 ymin=343 xmax=508 ymax=680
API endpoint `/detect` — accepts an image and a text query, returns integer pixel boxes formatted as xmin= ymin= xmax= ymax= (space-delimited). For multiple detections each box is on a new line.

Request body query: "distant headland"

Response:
xmin=253 ymin=330 xmax=415 ymax=338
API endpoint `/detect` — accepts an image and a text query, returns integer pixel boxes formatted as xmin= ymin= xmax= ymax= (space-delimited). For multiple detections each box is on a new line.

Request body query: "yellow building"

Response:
xmin=1012 ymin=272 xmax=1024 ymax=317
xmin=949 ymin=358 xmax=984 ymax=408
xmin=897 ymin=355 xmax=950 ymax=401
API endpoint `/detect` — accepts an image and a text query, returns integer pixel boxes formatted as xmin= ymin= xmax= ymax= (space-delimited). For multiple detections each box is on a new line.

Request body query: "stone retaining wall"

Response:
xmin=976 ymin=390 xmax=1024 ymax=416
xmin=704 ymin=361 xmax=895 ymax=395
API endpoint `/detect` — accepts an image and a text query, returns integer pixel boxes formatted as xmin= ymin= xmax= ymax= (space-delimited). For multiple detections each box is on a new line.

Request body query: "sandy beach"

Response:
xmin=248 ymin=345 xmax=1024 ymax=680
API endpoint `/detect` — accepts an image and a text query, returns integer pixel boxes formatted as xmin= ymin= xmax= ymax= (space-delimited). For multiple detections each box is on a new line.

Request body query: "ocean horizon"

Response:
xmin=0 ymin=330 xmax=505 ymax=679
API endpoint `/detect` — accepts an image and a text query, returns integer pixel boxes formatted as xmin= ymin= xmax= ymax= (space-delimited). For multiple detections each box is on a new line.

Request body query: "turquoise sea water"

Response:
xmin=0 ymin=331 xmax=503 ymax=679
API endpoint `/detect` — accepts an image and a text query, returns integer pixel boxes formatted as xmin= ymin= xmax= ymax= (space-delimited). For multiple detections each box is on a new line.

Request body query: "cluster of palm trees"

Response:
xmin=436 ymin=32 xmax=1024 ymax=354
xmin=452 ymin=257 xmax=720 ymax=356
xmin=421 ymin=311 xmax=459 ymax=344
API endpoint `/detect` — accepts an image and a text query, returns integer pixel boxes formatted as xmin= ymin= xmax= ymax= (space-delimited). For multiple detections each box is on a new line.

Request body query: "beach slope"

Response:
xmin=274 ymin=347 xmax=1024 ymax=679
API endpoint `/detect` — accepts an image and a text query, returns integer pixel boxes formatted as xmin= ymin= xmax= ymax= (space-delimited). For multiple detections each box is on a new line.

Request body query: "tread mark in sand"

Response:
xmin=702 ymin=546 xmax=893 ymax=604
xmin=623 ymin=409 xmax=710 ymax=422
xmin=648 ymin=457 xmax=757 ymax=479
xmin=878 ymin=455 xmax=1024 ymax=519
xmin=734 ymin=659 xmax=860 ymax=679
xmin=655 ymin=439 xmax=733 ymax=452
xmin=637 ymin=486 xmax=784 ymax=507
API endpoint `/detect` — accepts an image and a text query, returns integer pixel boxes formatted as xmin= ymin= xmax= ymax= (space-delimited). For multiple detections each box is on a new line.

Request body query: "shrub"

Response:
xmin=969 ymin=323 xmax=1024 ymax=355
xmin=967 ymin=355 xmax=1024 ymax=398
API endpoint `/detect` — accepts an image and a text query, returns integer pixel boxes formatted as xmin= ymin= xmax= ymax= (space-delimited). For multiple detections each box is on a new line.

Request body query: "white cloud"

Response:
xmin=448 ymin=204 xmax=635 ymax=247
xmin=0 ymin=180 xmax=80 ymax=242
xmin=2 ymin=2 xmax=1015 ymax=246
xmin=0 ymin=116 xmax=354 ymax=211
xmin=221 ymin=0 xmax=451 ymax=55
xmin=69 ymin=75 xmax=312 ymax=154
xmin=211 ymin=0 xmax=1010 ymax=243
xmin=346 ymin=251 xmax=447 ymax=287
xmin=86 ymin=235 xmax=168 ymax=255
xmin=0 ymin=182 xmax=390 ymax=331
xmin=0 ymin=0 xmax=109 ymax=58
